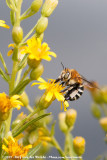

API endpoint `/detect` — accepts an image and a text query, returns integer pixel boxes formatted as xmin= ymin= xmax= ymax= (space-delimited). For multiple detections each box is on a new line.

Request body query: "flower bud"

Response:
xmin=36 ymin=16 xmax=48 ymax=34
xmin=0 ymin=111 xmax=10 ymax=121
xmin=41 ymin=0 xmax=58 ymax=17
xmin=31 ymin=0 xmax=43 ymax=13
xmin=91 ymin=90 xmax=103 ymax=104
xmin=12 ymin=26 xmax=23 ymax=44
xmin=11 ymin=119 xmax=21 ymax=129
xmin=91 ymin=103 xmax=101 ymax=119
xmin=65 ymin=109 xmax=77 ymax=128
xmin=30 ymin=63 xmax=44 ymax=80
xmin=27 ymin=58 xmax=41 ymax=68
xmin=58 ymin=112 xmax=68 ymax=133
xmin=99 ymin=117 xmax=107 ymax=132
xmin=73 ymin=136 xmax=86 ymax=156
xmin=38 ymin=93 xmax=52 ymax=110
xmin=20 ymin=92 xmax=29 ymax=107
xmin=101 ymin=86 xmax=107 ymax=104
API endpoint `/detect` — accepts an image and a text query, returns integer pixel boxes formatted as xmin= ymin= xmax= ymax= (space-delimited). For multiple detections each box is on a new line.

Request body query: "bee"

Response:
xmin=55 ymin=63 xmax=98 ymax=101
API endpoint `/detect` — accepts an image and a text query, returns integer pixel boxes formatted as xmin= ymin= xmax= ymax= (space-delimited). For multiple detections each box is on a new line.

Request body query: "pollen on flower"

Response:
xmin=2 ymin=136 xmax=32 ymax=159
xmin=0 ymin=20 xmax=10 ymax=29
xmin=31 ymin=77 xmax=69 ymax=110
xmin=20 ymin=37 xmax=56 ymax=61
xmin=0 ymin=93 xmax=23 ymax=113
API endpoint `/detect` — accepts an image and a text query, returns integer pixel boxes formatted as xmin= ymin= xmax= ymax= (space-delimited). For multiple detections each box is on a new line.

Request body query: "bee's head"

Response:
xmin=55 ymin=63 xmax=72 ymax=83
xmin=60 ymin=63 xmax=71 ymax=81
xmin=60 ymin=69 xmax=71 ymax=81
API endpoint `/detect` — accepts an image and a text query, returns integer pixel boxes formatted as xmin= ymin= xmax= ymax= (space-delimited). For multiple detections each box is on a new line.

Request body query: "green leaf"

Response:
xmin=12 ymin=113 xmax=51 ymax=137
xmin=0 ymin=53 xmax=8 ymax=74
xmin=10 ymin=78 xmax=31 ymax=96
xmin=6 ymin=0 xmax=14 ymax=10
xmin=6 ymin=0 xmax=12 ymax=8
xmin=0 ymin=68 xmax=10 ymax=82
xmin=18 ymin=54 xmax=28 ymax=70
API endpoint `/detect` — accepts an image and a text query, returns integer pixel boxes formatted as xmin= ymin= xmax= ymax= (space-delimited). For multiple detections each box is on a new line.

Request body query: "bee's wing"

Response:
xmin=80 ymin=75 xmax=99 ymax=89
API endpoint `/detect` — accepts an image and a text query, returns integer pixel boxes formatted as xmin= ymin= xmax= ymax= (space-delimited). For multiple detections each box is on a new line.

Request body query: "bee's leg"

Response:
xmin=55 ymin=78 xmax=61 ymax=83
xmin=60 ymin=81 xmax=65 ymax=86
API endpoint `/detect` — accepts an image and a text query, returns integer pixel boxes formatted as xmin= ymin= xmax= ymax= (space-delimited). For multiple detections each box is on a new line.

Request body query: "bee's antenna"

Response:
xmin=61 ymin=62 xmax=65 ymax=70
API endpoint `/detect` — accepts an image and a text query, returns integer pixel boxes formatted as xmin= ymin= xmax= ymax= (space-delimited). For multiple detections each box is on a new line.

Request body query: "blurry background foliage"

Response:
xmin=0 ymin=0 xmax=107 ymax=159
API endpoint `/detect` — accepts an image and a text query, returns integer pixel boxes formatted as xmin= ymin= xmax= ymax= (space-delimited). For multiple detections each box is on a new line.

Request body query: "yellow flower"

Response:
xmin=7 ymin=43 xmax=14 ymax=56
xmin=0 ymin=20 xmax=10 ymax=29
xmin=2 ymin=136 xmax=32 ymax=160
xmin=10 ymin=95 xmax=24 ymax=110
xmin=0 ymin=92 xmax=23 ymax=113
xmin=21 ymin=37 xmax=56 ymax=61
xmin=32 ymin=77 xmax=69 ymax=111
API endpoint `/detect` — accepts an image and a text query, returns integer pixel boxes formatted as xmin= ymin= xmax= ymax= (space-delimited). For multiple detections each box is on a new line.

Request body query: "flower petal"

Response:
xmin=48 ymin=51 xmax=56 ymax=57
xmin=45 ymin=91 xmax=53 ymax=102
xmin=54 ymin=92 xmax=65 ymax=101
xmin=7 ymin=50 xmax=13 ymax=56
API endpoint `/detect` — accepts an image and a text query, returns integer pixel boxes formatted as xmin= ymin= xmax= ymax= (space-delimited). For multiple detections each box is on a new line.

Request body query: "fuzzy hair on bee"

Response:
xmin=55 ymin=63 xmax=98 ymax=101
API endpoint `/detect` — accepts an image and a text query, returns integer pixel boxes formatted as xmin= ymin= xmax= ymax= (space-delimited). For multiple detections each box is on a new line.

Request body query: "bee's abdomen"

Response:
xmin=64 ymin=84 xmax=84 ymax=101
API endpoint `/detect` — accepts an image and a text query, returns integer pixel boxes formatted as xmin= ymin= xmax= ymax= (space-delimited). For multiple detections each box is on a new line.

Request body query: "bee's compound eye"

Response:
xmin=64 ymin=72 xmax=70 ymax=79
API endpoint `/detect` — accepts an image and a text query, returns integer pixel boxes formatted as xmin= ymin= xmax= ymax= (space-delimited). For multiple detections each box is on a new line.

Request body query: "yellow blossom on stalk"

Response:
xmin=32 ymin=77 xmax=69 ymax=111
xmin=0 ymin=20 xmax=10 ymax=29
xmin=2 ymin=136 xmax=32 ymax=160
xmin=21 ymin=37 xmax=56 ymax=61
xmin=0 ymin=92 xmax=23 ymax=113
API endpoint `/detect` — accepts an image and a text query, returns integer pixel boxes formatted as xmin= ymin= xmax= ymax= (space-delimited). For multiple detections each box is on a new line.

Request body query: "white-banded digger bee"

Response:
xmin=55 ymin=63 xmax=98 ymax=101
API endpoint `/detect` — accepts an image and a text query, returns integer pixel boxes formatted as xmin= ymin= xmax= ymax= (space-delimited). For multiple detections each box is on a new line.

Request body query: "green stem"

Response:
xmin=20 ymin=24 xmax=37 ymax=44
xmin=26 ymin=105 xmax=34 ymax=113
xmin=20 ymin=8 xmax=35 ymax=21
xmin=4 ymin=109 xmax=12 ymax=137
xmin=64 ymin=131 xmax=76 ymax=160
xmin=4 ymin=60 xmax=18 ymax=137
xmin=15 ymin=0 xmax=23 ymax=26
xmin=20 ymin=67 xmax=31 ymax=82
xmin=51 ymin=137 xmax=68 ymax=160
xmin=4 ymin=0 xmax=23 ymax=137
xmin=15 ymin=69 xmax=23 ymax=86
xmin=9 ymin=61 xmax=18 ymax=93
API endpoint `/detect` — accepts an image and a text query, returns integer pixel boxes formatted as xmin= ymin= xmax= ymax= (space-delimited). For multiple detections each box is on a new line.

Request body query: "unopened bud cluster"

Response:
xmin=35 ymin=0 xmax=58 ymax=39
xmin=30 ymin=63 xmax=44 ymax=80
xmin=58 ymin=109 xmax=77 ymax=133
